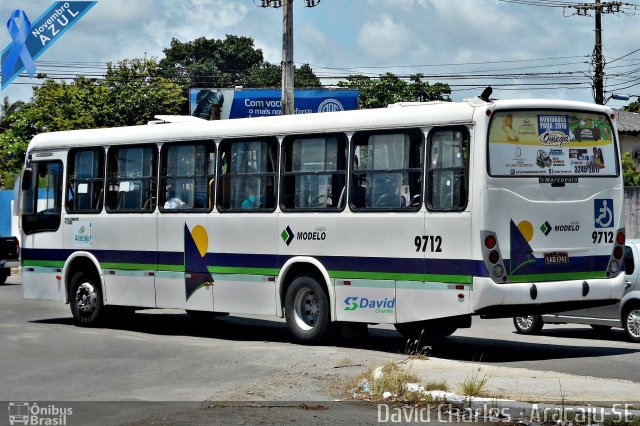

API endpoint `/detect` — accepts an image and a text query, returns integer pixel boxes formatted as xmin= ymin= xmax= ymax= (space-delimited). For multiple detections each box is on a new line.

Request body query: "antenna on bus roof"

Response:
xmin=479 ymin=87 xmax=493 ymax=102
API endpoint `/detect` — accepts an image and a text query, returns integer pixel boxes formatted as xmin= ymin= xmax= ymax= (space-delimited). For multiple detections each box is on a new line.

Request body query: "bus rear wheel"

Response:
xmin=285 ymin=273 xmax=331 ymax=344
xmin=69 ymin=271 xmax=105 ymax=326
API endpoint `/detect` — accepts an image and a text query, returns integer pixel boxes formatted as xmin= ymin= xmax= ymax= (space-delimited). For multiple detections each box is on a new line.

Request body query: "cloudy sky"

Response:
xmin=1 ymin=0 xmax=639 ymax=108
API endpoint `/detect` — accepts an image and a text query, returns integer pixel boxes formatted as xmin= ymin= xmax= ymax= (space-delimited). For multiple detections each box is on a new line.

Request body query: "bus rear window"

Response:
xmin=488 ymin=110 xmax=618 ymax=177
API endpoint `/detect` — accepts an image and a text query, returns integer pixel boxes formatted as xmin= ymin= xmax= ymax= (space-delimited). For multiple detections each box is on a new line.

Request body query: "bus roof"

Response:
xmin=27 ymin=98 xmax=613 ymax=152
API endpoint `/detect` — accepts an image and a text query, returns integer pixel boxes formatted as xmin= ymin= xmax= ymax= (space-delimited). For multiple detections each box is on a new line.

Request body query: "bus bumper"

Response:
xmin=470 ymin=274 xmax=626 ymax=319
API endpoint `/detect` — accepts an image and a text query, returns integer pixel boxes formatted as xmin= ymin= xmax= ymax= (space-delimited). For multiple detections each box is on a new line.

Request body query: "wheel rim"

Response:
xmin=75 ymin=282 xmax=97 ymax=314
xmin=627 ymin=309 xmax=640 ymax=339
xmin=515 ymin=316 xmax=534 ymax=331
xmin=293 ymin=288 xmax=319 ymax=331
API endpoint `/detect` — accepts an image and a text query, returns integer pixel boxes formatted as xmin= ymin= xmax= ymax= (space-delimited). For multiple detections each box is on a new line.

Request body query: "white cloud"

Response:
xmin=1 ymin=0 xmax=638 ymax=104
xmin=357 ymin=15 xmax=420 ymax=61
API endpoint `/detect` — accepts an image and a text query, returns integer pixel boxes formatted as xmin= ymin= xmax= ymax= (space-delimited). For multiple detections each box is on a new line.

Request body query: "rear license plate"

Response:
xmin=544 ymin=252 xmax=569 ymax=264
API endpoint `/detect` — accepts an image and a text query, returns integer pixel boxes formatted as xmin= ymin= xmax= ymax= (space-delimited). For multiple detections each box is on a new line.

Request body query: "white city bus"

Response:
xmin=18 ymin=95 xmax=627 ymax=343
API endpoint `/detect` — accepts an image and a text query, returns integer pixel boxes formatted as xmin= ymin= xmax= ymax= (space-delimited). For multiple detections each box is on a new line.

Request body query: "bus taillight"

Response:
xmin=613 ymin=246 xmax=623 ymax=260
xmin=607 ymin=228 xmax=626 ymax=277
xmin=481 ymin=231 xmax=507 ymax=283
xmin=484 ymin=235 xmax=497 ymax=250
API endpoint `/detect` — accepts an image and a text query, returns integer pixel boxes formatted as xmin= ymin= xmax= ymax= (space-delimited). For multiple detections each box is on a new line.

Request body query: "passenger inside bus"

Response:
xmin=164 ymin=185 xmax=186 ymax=209
xmin=241 ymin=182 xmax=257 ymax=209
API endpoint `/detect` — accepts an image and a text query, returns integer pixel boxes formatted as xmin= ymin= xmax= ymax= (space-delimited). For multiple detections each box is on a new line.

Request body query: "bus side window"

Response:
xmin=217 ymin=138 xmax=278 ymax=212
xmin=106 ymin=145 xmax=157 ymax=213
xmin=350 ymin=129 xmax=423 ymax=211
xmin=280 ymin=134 xmax=347 ymax=211
xmin=426 ymin=127 xmax=470 ymax=212
xmin=159 ymin=142 xmax=215 ymax=212
xmin=66 ymin=148 xmax=104 ymax=213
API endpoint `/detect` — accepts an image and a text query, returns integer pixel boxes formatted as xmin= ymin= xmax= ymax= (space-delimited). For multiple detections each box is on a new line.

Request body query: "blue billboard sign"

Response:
xmin=189 ymin=88 xmax=359 ymax=120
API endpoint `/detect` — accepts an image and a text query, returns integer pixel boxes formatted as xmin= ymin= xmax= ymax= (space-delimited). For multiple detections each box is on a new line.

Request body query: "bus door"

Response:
xmin=100 ymin=145 xmax=157 ymax=308
xmin=334 ymin=130 xmax=424 ymax=324
xmin=212 ymin=138 xmax=279 ymax=316
xmin=21 ymin=157 xmax=66 ymax=301
xmin=397 ymin=127 xmax=473 ymax=323
xmin=156 ymin=142 xmax=215 ymax=312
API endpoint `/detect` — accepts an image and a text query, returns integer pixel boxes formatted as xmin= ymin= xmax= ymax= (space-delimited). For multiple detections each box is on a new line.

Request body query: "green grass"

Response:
xmin=458 ymin=368 xmax=492 ymax=397
xmin=348 ymin=361 xmax=449 ymax=405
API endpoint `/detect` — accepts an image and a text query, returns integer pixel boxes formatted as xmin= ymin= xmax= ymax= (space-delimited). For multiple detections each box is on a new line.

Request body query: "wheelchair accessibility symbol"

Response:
xmin=594 ymin=199 xmax=614 ymax=228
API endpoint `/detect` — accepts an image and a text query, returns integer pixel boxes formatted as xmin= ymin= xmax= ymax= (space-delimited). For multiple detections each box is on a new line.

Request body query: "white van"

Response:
xmin=514 ymin=240 xmax=640 ymax=342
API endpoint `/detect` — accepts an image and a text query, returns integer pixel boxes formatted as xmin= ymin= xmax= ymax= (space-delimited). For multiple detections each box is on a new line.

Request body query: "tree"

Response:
xmin=1 ymin=97 xmax=25 ymax=131
xmin=159 ymin=35 xmax=321 ymax=89
xmin=0 ymin=105 xmax=32 ymax=189
xmin=102 ymin=58 xmax=185 ymax=126
xmin=622 ymin=152 xmax=640 ymax=186
xmin=337 ymin=73 xmax=451 ymax=109
xmin=159 ymin=35 xmax=265 ymax=87
xmin=625 ymin=98 xmax=640 ymax=113
xmin=0 ymin=58 xmax=184 ymax=188
xmin=245 ymin=62 xmax=321 ymax=88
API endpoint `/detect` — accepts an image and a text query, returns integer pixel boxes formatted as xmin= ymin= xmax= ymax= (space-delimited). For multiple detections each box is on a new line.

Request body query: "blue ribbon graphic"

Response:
xmin=3 ymin=10 xmax=36 ymax=80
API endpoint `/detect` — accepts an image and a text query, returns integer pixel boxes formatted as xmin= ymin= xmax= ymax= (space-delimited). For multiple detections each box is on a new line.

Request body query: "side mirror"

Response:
xmin=21 ymin=168 xmax=32 ymax=191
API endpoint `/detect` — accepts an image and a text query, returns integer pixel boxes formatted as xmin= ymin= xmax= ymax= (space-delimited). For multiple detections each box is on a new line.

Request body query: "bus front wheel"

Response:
xmin=69 ymin=271 xmax=105 ymax=326
xmin=285 ymin=273 xmax=332 ymax=344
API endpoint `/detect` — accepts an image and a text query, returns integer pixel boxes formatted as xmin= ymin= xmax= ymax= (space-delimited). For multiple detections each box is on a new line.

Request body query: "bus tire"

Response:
xmin=513 ymin=315 xmax=544 ymax=335
xmin=69 ymin=271 xmax=105 ymax=326
xmin=284 ymin=273 xmax=332 ymax=344
xmin=394 ymin=321 xmax=457 ymax=341
xmin=623 ymin=306 xmax=640 ymax=343
xmin=0 ymin=269 xmax=8 ymax=285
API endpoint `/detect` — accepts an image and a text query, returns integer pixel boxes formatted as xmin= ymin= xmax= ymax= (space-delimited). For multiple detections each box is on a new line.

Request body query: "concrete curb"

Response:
xmin=403 ymin=357 xmax=640 ymax=402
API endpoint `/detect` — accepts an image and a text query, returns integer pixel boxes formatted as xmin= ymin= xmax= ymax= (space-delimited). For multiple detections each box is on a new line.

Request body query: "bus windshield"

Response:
xmin=488 ymin=110 xmax=618 ymax=177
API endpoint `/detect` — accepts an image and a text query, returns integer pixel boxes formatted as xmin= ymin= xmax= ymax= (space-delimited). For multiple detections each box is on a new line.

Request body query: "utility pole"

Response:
xmin=282 ymin=0 xmax=294 ymax=115
xmin=594 ymin=0 xmax=604 ymax=104
xmin=566 ymin=1 xmax=623 ymax=104
xmin=257 ymin=0 xmax=322 ymax=115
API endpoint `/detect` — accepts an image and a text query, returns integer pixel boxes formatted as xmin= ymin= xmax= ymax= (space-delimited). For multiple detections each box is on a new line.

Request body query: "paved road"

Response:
xmin=1 ymin=272 xmax=639 ymax=424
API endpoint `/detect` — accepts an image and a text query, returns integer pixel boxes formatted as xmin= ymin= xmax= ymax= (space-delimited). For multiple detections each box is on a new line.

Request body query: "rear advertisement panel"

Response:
xmin=488 ymin=110 xmax=617 ymax=177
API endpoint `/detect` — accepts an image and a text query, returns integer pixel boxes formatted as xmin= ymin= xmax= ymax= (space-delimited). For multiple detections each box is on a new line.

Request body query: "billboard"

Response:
xmin=189 ymin=88 xmax=359 ymax=120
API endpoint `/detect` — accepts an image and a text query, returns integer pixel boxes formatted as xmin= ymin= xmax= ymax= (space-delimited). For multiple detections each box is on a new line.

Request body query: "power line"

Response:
xmin=501 ymin=0 xmax=638 ymax=104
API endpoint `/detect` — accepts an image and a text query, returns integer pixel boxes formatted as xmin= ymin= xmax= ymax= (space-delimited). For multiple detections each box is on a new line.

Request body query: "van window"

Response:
xmin=624 ymin=246 xmax=635 ymax=275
